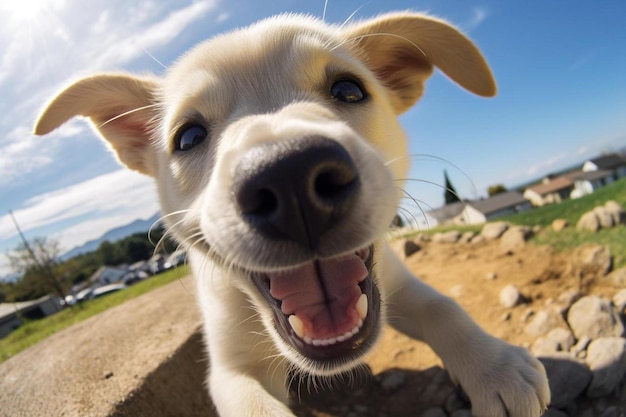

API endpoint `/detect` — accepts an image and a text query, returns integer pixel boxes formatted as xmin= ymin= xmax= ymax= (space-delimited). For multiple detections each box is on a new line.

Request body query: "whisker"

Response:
xmin=98 ymin=104 xmax=159 ymax=128
xmin=337 ymin=2 xmax=371 ymax=31
xmin=143 ymin=48 xmax=167 ymax=70
xmin=331 ymin=32 xmax=427 ymax=57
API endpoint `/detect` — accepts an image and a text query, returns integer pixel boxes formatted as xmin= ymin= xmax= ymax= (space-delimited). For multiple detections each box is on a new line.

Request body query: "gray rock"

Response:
xmin=433 ymin=230 xmax=461 ymax=244
xmin=524 ymin=309 xmax=562 ymax=337
xmin=531 ymin=337 xmax=560 ymax=356
xmin=601 ymin=406 xmax=620 ymax=417
xmin=499 ymin=226 xmax=531 ymax=252
xmin=577 ymin=210 xmax=600 ymax=232
xmin=604 ymin=200 xmax=625 ymax=225
xmin=593 ymin=206 xmax=616 ymax=229
xmin=500 ymin=284 xmax=522 ymax=308
xmin=613 ymin=288 xmax=626 ymax=313
xmin=380 ymin=370 xmax=406 ymax=392
xmin=541 ymin=409 xmax=569 ymax=417
xmin=538 ymin=352 xmax=592 ymax=409
xmin=450 ymin=410 xmax=472 ymax=417
xmin=585 ymin=337 xmax=626 ymax=398
xmin=573 ymin=244 xmax=613 ymax=276
xmin=459 ymin=231 xmax=476 ymax=243
xmin=545 ymin=327 xmax=575 ymax=351
xmin=606 ymin=267 xmax=626 ymax=288
xmin=444 ymin=390 xmax=469 ymax=413
xmin=421 ymin=407 xmax=447 ymax=417
xmin=556 ymin=289 xmax=581 ymax=312
xmin=481 ymin=221 xmax=509 ymax=240
xmin=404 ymin=240 xmax=422 ymax=257
xmin=567 ymin=295 xmax=624 ymax=340
xmin=552 ymin=218 xmax=569 ymax=231
xmin=570 ymin=336 xmax=591 ymax=358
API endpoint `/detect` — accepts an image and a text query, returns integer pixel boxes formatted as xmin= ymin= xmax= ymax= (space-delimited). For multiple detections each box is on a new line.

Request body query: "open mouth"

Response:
xmin=251 ymin=245 xmax=380 ymax=364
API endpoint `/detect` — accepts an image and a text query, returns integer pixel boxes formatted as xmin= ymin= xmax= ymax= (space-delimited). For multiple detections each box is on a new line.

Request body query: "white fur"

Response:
xmin=35 ymin=12 xmax=549 ymax=417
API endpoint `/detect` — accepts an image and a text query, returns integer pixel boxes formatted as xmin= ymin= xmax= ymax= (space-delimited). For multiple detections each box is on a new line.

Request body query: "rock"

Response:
xmin=499 ymin=284 xmax=522 ymax=308
xmin=404 ymin=240 xmax=422 ymax=257
xmin=459 ymin=231 xmax=476 ymax=243
xmin=604 ymin=200 xmax=625 ymax=224
xmin=556 ymin=289 xmax=581 ymax=311
xmin=538 ymin=352 xmax=591 ymax=408
xmin=444 ymin=390 xmax=469 ymax=413
xmin=449 ymin=285 xmax=464 ymax=298
xmin=613 ymin=289 xmax=626 ymax=313
xmin=570 ymin=336 xmax=591 ymax=358
xmin=531 ymin=337 xmax=560 ymax=356
xmin=538 ymin=353 xmax=592 ymax=409
xmin=572 ymin=244 xmax=613 ymax=276
xmin=524 ymin=309 xmax=562 ymax=337
xmin=380 ymin=370 xmax=406 ymax=392
xmin=577 ymin=210 xmax=600 ymax=232
xmin=601 ymin=407 xmax=620 ymax=417
xmin=485 ymin=272 xmax=497 ymax=281
xmin=481 ymin=221 xmax=509 ymax=240
xmin=585 ymin=337 xmax=626 ymax=398
xmin=567 ymin=295 xmax=624 ymax=340
xmin=552 ymin=218 xmax=569 ymax=231
xmin=450 ymin=410 xmax=472 ymax=417
xmin=545 ymin=327 xmax=575 ymax=351
xmin=605 ymin=267 xmax=626 ymax=287
xmin=541 ymin=409 xmax=569 ymax=417
xmin=593 ymin=206 xmax=615 ymax=229
xmin=500 ymin=226 xmax=531 ymax=252
xmin=433 ymin=231 xmax=461 ymax=244
xmin=421 ymin=407 xmax=447 ymax=417
xmin=520 ymin=308 xmax=535 ymax=323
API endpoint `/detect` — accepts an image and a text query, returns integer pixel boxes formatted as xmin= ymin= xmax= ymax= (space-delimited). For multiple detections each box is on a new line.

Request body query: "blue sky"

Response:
xmin=0 ymin=0 xmax=625 ymax=277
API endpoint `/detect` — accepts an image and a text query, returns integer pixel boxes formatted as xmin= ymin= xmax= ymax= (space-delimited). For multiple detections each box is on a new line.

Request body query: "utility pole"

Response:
xmin=8 ymin=210 xmax=66 ymax=301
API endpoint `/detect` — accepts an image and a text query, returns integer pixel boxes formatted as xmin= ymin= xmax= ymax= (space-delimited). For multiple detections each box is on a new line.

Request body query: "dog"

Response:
xmin=35 ymin=12 xmax=550 ymax=417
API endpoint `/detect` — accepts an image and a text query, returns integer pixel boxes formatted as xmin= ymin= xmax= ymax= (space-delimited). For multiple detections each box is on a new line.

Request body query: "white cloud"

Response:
xmin=0 ymin=169 xmax=159 ymax=245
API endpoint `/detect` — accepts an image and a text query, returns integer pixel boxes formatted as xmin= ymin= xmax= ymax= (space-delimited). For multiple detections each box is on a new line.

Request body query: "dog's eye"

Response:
xmin=175 ymin=124 xmax=207 ymax=151
xmin=331 ymin=80 xmax=366 ymax=103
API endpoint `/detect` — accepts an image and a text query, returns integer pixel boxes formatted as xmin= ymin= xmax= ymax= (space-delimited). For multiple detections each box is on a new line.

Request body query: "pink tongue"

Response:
xmin=268 ymin=254 xmax=368 ymax=340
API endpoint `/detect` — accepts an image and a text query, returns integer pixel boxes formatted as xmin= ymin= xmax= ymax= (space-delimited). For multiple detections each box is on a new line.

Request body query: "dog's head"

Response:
xmin=35 ymin=13 xmax=495 ymax=375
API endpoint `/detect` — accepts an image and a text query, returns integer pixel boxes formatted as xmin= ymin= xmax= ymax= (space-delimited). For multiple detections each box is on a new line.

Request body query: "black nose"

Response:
xmin=233 ymin=137 xmax=360 ymax=250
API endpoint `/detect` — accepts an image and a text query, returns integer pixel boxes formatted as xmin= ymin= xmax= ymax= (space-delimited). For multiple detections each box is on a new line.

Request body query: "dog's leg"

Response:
xmin=194 ymin=266 xmax=296 ymax=417
xmin=380 ymin=244 xmax=550 ymax=417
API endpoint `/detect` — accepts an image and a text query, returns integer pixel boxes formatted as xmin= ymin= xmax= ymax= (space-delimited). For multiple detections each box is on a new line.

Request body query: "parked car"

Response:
xmin=75 ymin=287 xmax=94 ymax=303
xmin=89 ymin=283 xmax=127 ymax=300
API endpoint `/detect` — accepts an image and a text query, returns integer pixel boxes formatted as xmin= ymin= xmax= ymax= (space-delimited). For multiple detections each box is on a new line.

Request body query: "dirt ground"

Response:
xmin=0 ymin=233 xmax=619 ymax=417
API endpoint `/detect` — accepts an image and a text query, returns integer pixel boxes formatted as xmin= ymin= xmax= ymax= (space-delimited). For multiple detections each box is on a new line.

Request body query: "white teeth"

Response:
xmin=301 ymin=319 xmax=364 ymax=347
xmin=356 ymin=293 xmax=368 ymax=320
xmin=288 ymin=315 xmax=304 ymax=339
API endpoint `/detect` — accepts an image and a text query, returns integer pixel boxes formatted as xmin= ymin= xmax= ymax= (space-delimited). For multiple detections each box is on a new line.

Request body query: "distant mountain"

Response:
xmin=61 ymin=213 xmax=162 ymax=260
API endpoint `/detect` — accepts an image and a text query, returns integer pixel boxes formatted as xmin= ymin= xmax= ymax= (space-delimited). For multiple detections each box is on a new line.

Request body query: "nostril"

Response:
xmin=238 ymin=187 xmax=278 ymax=216
xmin=314 ymin=167 xmax=358 ymax=202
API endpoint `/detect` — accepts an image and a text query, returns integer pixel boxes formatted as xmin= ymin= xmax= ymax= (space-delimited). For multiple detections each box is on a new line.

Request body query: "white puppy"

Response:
xmin=35 ymin=12 xmax=550 ymax=417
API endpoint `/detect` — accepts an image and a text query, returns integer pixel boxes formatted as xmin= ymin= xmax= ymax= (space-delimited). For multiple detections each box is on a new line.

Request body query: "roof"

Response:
xmin=525 ymin=176 xmax=573 ymax=196
xmin=468 ymin=191 xmax=529 ymax=215
xmin=426 ymin=201 xmax=466 ymax=223
xmin=568 ymin=169 xmax=614 ymax=182
xmin=587 ymin=153 xmax=626 ymax=170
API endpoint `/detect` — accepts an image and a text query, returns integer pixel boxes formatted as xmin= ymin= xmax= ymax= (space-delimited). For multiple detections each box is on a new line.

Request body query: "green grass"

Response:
xmin=501 ymin=177 xmax=626 ymax=268
xmin=0 ymin=265 xmax=190 ymax=364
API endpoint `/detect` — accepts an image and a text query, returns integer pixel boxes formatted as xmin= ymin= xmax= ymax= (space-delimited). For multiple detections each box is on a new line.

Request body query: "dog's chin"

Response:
xmin=250 ymin=245 xmax=381 ymax=374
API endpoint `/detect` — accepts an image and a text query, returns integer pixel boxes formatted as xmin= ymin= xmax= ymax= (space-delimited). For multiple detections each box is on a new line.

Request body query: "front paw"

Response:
xmin=449 ymin=338 xmax=550 ymax=417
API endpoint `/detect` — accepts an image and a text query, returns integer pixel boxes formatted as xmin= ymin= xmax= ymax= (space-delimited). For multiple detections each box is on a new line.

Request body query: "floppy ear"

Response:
xmin=34 ymin=74 xmax=161 ymax=177
xmin=343 ymin=12 xmax=497 ymax=114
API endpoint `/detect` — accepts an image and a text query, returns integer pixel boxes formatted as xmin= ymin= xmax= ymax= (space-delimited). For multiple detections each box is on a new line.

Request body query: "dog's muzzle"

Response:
xmin=234 ymin=137 xmax=381 ymax=366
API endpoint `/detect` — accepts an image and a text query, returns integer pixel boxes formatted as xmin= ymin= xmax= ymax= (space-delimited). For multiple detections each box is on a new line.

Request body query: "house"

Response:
xmin=88 ymin=265 xmax=128 ymax=286
xmin=569 ymin=169 xmax=614 ymax=199
xmin=460 ymin=191 xmax=531 ymax=225
xmin=425 ymin=200 xmax=466 ymax=228
xmin=0 ymin=295 xmax=62 ymax=338
xmin=582 ymin=153 xmax=626 ymax=180
xmin=523 ymin=176 xmax=574 ymax=207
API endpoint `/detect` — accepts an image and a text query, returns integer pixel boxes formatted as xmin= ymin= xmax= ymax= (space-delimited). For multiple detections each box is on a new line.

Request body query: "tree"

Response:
xmin=5 ymin=237 xmax=67 ymax=301
xmin=444 ymin=169 xmax=461 ymax=205
xmin=488 ymin=184 xmax=508 ymax=196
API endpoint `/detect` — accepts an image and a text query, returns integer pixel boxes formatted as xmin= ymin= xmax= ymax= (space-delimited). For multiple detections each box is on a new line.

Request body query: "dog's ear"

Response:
xmin=34 ymin=74 xmax=161 ymax=177
xmin=343 ymin=12 xmax=496 ymax=114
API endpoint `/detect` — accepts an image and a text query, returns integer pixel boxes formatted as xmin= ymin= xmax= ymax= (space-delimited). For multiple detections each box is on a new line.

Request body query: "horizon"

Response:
xmin=1 ymin=0 xmax=625 ymax=277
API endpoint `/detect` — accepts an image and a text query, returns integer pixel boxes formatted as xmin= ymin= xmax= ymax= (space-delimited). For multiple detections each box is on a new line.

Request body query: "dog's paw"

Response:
xmin=448 ymin=337 xmax=550 ymax=417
